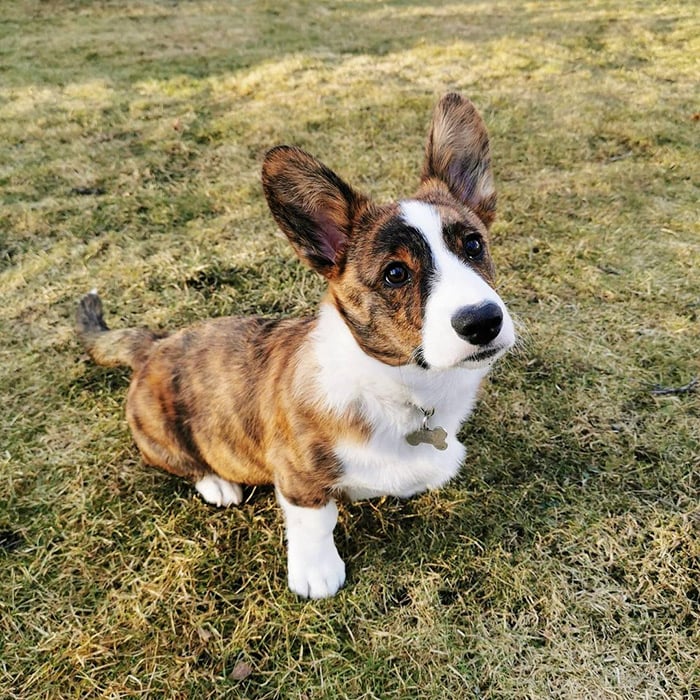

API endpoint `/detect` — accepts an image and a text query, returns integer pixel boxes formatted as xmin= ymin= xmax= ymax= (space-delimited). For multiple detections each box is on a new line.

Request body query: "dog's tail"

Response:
xmin=76 ymin=290 xmax=168 ymax=371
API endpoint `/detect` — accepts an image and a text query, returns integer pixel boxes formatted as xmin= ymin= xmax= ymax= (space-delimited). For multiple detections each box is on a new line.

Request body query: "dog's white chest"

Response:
xmin=310 ymin=304 xmax=487 ymax=501
xmin=335 ymin=429 xmax=467 ymax=501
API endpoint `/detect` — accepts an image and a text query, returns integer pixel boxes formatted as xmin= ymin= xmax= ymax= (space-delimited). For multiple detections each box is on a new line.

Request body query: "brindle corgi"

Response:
xmin=77 ymin=93 xmax=516 ymax=598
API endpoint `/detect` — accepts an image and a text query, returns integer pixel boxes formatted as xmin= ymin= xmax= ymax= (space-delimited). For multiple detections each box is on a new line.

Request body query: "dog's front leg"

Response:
xmin=276 ymin=489 xmax=345 ymax=599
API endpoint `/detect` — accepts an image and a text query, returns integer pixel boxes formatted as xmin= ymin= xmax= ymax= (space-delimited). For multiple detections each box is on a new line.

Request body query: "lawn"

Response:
xmin=1 ymin=1 xmax=699 ymax=698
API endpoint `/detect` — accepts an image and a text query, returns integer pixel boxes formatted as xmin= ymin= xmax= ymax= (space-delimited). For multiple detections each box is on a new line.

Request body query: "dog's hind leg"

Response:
xmin=131 ymin=425 xmax=243 ymax=507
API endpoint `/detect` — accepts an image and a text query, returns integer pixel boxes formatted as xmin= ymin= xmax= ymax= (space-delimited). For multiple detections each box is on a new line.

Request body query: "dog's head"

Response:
xmin=262 ymin=93 xmax=515 ymax=370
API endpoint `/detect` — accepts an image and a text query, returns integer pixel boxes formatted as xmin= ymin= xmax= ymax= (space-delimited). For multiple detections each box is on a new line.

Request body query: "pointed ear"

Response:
xmin=262 ymin=146 xmax=367 ymax=277
xmin=422 ymin=93 xmax=497 ymax=227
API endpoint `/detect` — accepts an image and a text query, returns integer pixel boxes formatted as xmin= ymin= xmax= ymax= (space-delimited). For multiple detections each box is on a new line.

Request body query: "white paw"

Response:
xmin=287 ymin=543 xmax=346 ymax=600
xmin=195 ymin=475 xmax=243 ymax=507
xmin=276 ymin=492 xmax=345 ymax=599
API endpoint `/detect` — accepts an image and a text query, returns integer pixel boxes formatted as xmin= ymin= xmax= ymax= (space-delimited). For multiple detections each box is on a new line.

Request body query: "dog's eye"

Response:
xmin=383 ymin=262 xmax=411 ymax=288
xmin=463 ymin=234 xmax=484 ymax=260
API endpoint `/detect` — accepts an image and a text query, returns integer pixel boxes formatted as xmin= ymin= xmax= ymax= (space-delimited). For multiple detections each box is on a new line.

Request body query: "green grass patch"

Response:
xmin=1 ymin=1 xmax=699 ymax=697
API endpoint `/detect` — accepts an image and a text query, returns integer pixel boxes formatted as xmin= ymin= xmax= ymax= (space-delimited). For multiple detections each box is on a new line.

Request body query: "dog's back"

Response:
xmin=78 ymin=293 xmax=314 ymax=483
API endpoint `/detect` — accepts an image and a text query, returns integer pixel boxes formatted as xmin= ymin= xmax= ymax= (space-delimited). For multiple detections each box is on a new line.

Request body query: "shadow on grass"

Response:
xmin=4 ymin=4 xmax=473 ymax=85
xmin=2 ymin=1 xmax=666 ymax=89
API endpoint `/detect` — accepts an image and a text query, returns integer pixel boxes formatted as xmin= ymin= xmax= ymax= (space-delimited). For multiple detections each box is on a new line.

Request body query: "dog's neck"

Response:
xmin=307 ymin=302 xmax=488 ymax=434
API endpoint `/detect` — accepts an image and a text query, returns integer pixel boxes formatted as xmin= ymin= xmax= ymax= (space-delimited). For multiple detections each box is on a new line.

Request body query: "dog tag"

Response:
xmin=405 ymin=426 xmax=448 ymax=450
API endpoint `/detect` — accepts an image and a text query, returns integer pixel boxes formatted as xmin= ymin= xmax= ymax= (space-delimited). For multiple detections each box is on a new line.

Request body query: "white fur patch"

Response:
xmin=195 ymin=474 xmax=243 ymax=507
xmin=400 ymin=200 xmax=515 ymax=370
xmin=310 ymin=304 xmax=487 ymax=501
xmin=277 ymin=490 xmax=345 ymax=599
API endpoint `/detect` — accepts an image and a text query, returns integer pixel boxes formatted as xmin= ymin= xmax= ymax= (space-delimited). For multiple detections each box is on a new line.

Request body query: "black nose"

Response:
xmin=451 ymin=302 xmax=503 ymax=346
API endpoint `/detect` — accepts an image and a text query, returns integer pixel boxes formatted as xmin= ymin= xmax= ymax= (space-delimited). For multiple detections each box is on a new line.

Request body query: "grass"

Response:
xmin=1 ymin=0 xmax=699 ymax=697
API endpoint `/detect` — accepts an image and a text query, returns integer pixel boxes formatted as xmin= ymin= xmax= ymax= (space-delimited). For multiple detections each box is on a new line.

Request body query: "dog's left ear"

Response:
xmin=422 ymin=93 xmax=497 ymax=227
xmin=262 ymin=146 xmax=367 ymax=278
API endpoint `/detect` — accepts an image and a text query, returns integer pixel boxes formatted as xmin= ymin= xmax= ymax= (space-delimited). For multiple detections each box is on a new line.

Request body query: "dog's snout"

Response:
xmin=451 ymin=302 xmax=503 ymax=346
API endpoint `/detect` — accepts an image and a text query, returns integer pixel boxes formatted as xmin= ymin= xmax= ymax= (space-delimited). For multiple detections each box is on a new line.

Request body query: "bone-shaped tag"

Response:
xmin=405 ymin=426 xmax=448 ymax=450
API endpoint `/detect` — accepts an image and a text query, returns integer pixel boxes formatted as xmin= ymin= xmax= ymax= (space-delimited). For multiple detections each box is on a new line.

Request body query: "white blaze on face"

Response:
xmin=400 ymin=200 xmax=515 ymax=370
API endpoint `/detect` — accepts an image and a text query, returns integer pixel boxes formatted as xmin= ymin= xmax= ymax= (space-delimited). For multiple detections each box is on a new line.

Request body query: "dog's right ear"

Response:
xmin=262 ymin=146 xmax=367 ymax=278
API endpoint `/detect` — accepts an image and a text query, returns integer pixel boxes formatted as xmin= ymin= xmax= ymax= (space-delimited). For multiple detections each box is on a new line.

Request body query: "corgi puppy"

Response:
xmin=77 ymin=93 xmax=515 ymax=599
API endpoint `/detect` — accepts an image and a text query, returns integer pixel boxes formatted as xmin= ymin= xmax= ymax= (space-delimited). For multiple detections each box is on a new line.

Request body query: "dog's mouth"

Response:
xmin=412 ymin=348 xmax=430 ymax=370
xmin=460 ymin=346 xmax=503 ymax=366
xmin=412 ymin=345 xmax=505 ymax=370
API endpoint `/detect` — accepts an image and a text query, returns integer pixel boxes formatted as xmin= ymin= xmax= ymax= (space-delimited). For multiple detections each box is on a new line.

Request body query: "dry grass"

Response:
xmin=1 ymin=1 xmax=699 ymax=698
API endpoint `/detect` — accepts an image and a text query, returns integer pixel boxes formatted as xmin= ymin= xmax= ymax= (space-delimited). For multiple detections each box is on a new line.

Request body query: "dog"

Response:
xmin=77 ymin=93 xmax=516 ymax=599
